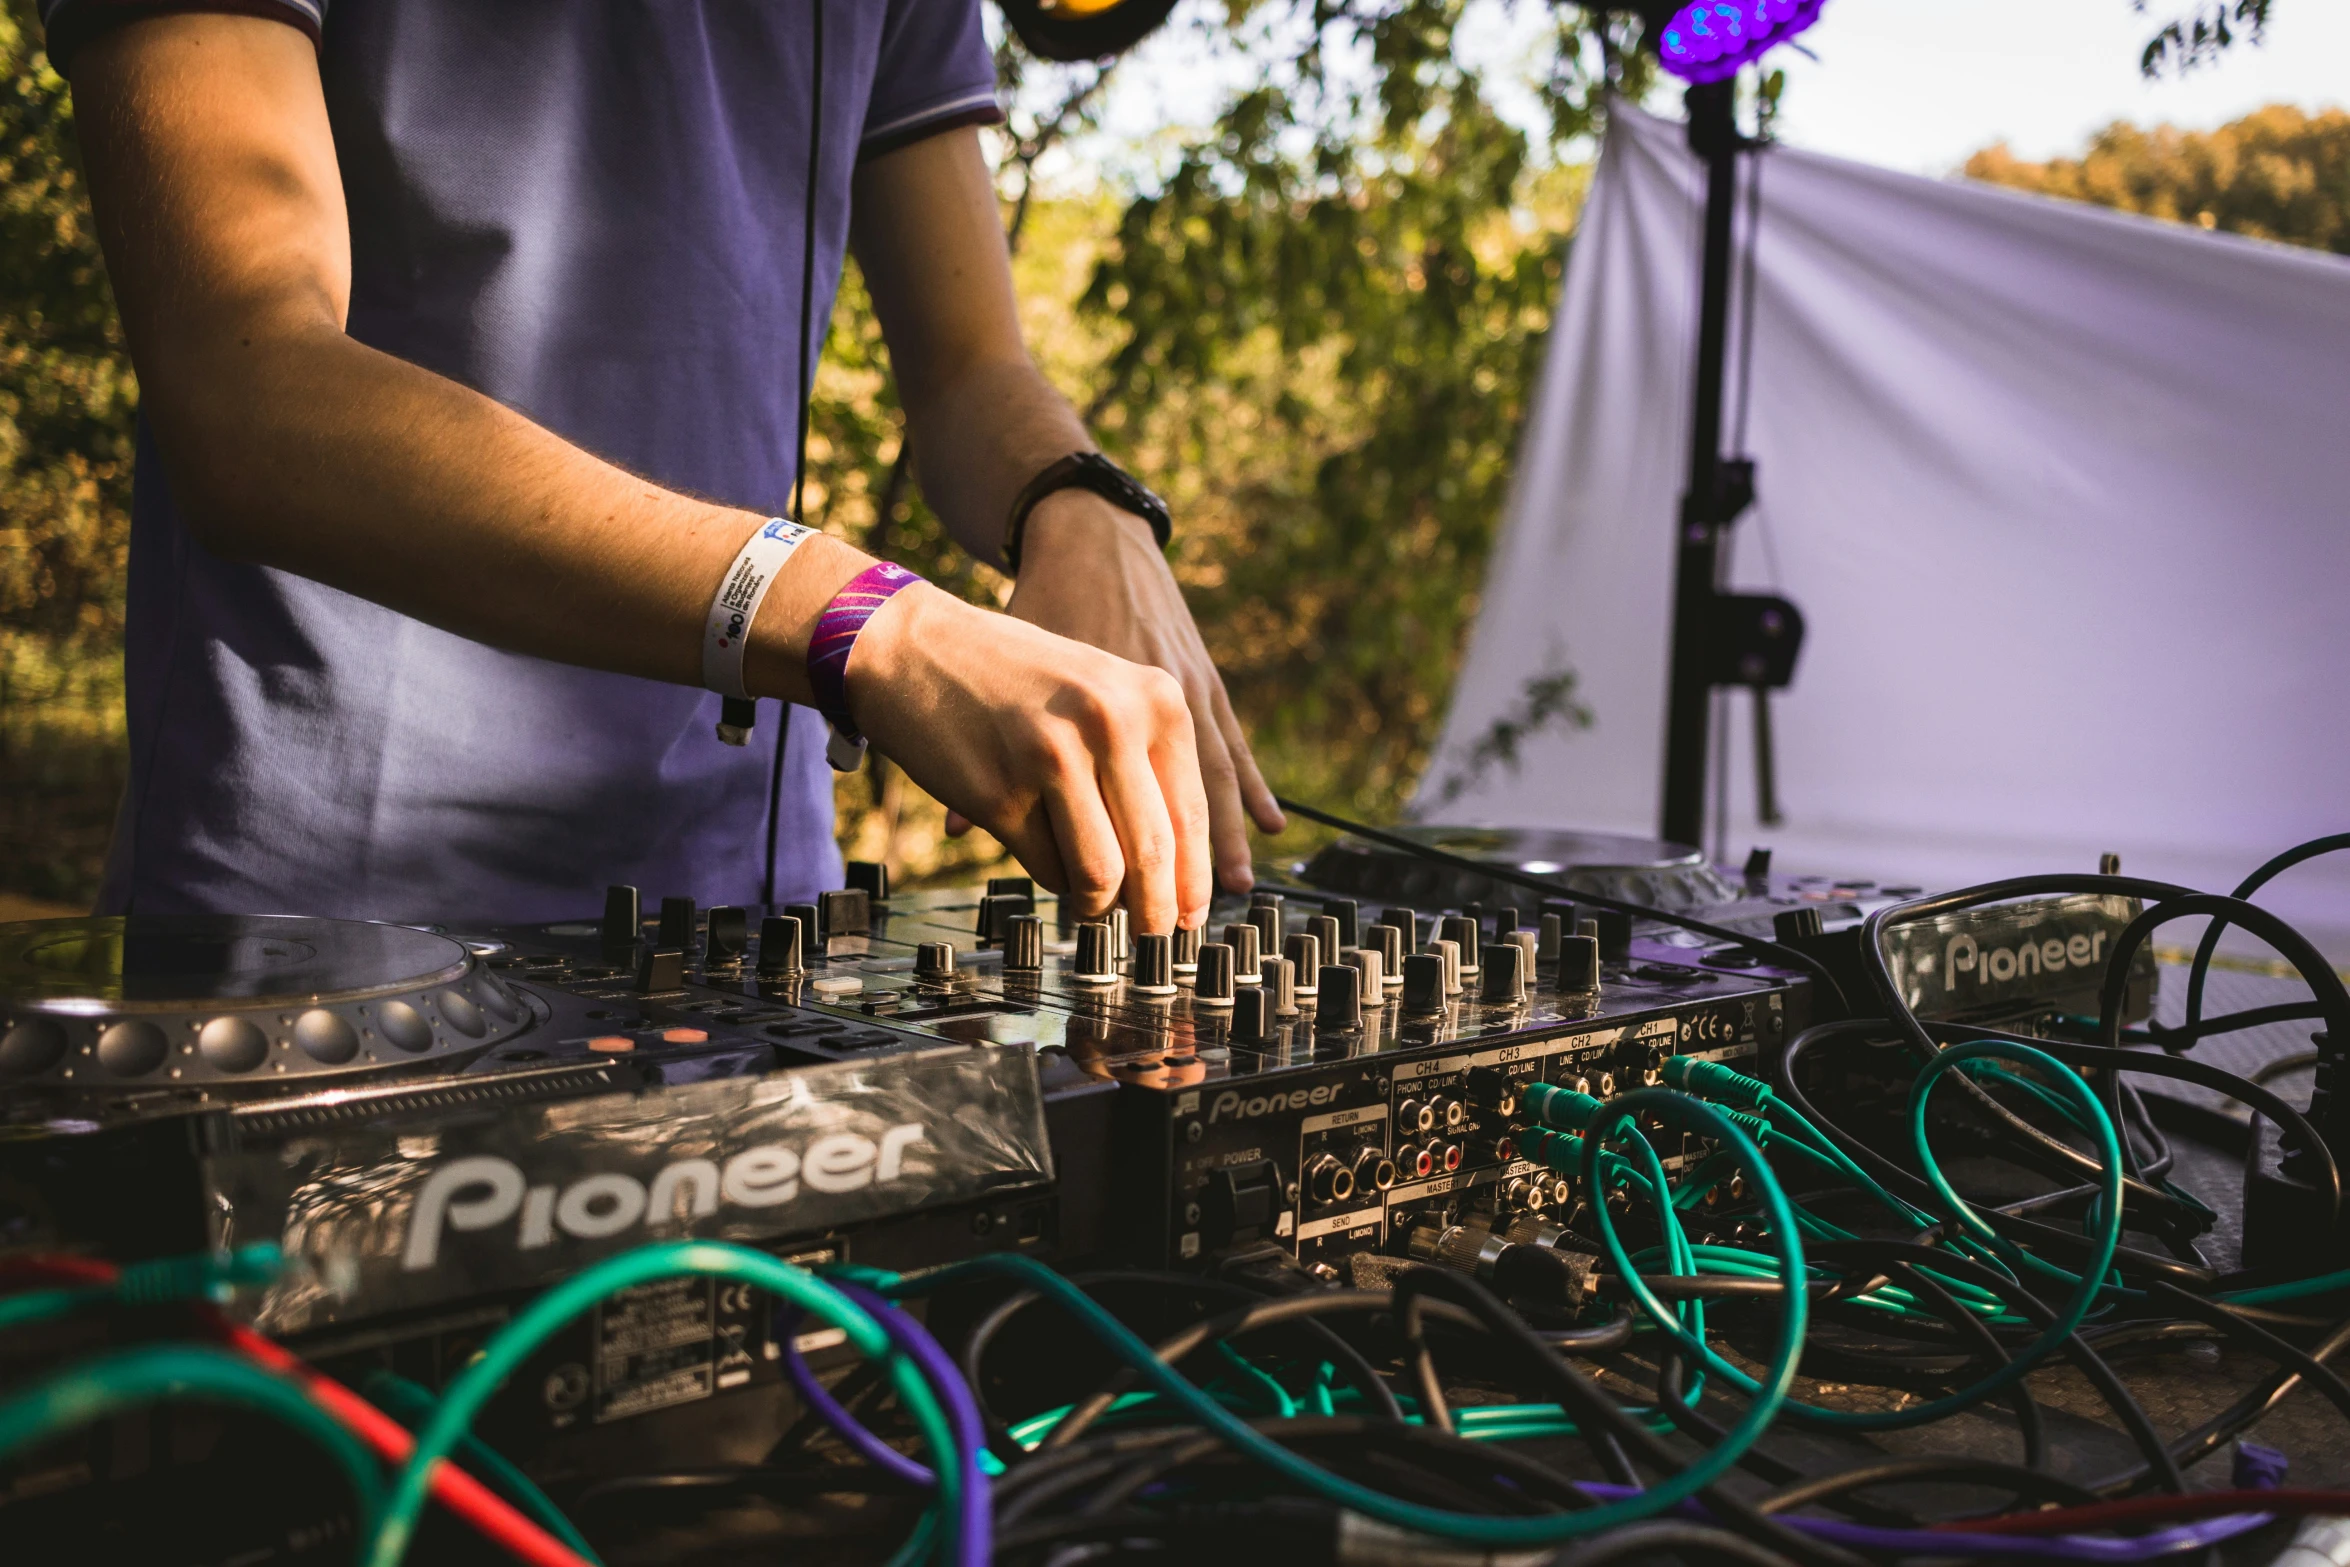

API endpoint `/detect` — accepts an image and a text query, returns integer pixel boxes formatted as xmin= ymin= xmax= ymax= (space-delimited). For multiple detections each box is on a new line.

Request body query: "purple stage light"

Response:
xmin=1656 ymin=0 xmax=1826 ymax=84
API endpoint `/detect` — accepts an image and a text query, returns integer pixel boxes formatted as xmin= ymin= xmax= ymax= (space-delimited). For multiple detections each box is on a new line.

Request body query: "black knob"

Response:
xmin=1222 ymin=921 xmax=1262 ymax=976
xmin=845 ymin=860 xmax=890 ymax=901
xmin=916 ymin=941 xmax=956 ymax=982
xmin=1325 ymin=898 xmax=1359 ymax=951
xmin=1194 ymin=942 xmax=1236 ymax=1004
xmin=1381 ymin=907 xmax=1419 ymax=952
xmin=785 ymin=903 xmax=821 ymax=952
xmin=1172 ymin=924 xmax=1202 ymax=972
xmin=758 ymin=915 xmax=805 ymax=975
xmin=1367 ymin=923 xmax=1404 ymax=982
xmin=1316 ymin=965 xmax=1362 ymax=1031
xmin=1005 ymin=914 xmax=1044 ymax=973
xmin=1074 ymin=923 xmax=1117 ymax=983
xmin=1232 ymin=986 xmax=1272 ymax=1042
xmin=1557 ymin=934 xmax=1601 ymax=994
xmin=1248 ymin=900 xmax=1283 ymax=957
xmin=601 ymin=884 xmax=642 ymax=953
xmin=1402 ymin=952 xmax=1446 ymax=1014
xmin=1495 ymin=905 xmax=1521 ymax=935
xmin=1482 ymin=940 xmax=1526 ymax=1005
xmin=635 ymin=947 xmax=684 ymax=992
xmin=706 ymin=905 xmax=749 ymax=962
xmin=657 ymin=896 xmax=697 ymax=951
xmin=988 ymin=874 xmax=1036 ymax=901
xmin=1284 ymin=933 xmax=1322 ymax=995
xmin=1106 ymin=907 xmax=1132 ymax=960
xmin=1439 ymin=915 xmax=1481 ymax=974
xmin=1537 ymin=911 xmax=1564 ymax=961
xmin=1773 ymin=906 xmax=1824 ymax=941
xmin=1593 ymin=909 xmax=1633 ymax=961
xmin=1262 ymin=955 xmax=1298 ymax=1017
xmin=976 ymin=893 xmax=1030 ymax=942
xmin=819 ymin=889 xmax=871 ymax=939
xmin=1308 ymin=915 xmax=1342 ymax=970
xmin=1133 ymin=932 xmax=1176 ymax=993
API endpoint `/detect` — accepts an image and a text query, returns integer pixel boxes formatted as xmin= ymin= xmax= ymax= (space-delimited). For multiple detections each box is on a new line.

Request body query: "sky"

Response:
xmin=1034 ymin=1 xmax=2350 ymax=189
xmin=1764 ymin=0 xmax=2350 ymax=173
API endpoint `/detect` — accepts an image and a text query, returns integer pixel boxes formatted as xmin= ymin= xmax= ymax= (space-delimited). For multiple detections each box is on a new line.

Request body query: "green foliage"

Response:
xmin=1966 ymin=103 xmax=2350 ymax=255
xmin=1064 ymin=1 xmax=1639 ymax=830
xmin=0 ymin=0 xmax=131 ymax=909
xmin=0 ymin=0 xmax=132 ymax=652
xmin=2135 ymin=1 xmax=2272 ymax=78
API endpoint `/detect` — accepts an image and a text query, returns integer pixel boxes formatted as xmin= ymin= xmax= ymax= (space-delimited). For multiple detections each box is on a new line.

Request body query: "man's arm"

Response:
xmin=849 ymin=129 xmax=1284 ymax=894
xmin=71 ymin=14 xmax=1210 ymax=930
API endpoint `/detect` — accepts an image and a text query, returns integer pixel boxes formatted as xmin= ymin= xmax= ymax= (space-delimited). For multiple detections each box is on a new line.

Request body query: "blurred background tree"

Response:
xmin=1967 ymin=104 xmax=2350 ymax=254
xmin=0 ymin=0 xmax=133 ymax=912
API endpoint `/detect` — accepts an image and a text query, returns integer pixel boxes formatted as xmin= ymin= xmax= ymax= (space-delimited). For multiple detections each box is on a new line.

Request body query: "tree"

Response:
xmin=0 ymin=0 xmax=135 ymax=906
xmin=1966 ymin=104 xmax=2350 ymax=255
xmin=2136 ymin=1 xmax=2272 ymax=77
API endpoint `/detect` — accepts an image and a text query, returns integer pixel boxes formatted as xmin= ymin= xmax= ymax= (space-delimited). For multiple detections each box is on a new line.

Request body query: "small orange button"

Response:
xmin=661 ymin=1027 xmax=709 ymax=1044
xmin=587 ymin=1035 xmax=636 ymax=1053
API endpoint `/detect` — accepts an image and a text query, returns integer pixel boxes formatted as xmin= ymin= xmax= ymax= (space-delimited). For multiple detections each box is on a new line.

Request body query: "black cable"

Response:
xmin=1775 ymin=1021 xmax=2224 ymax=1286
xmin=1389 ymin=1268 xmax=1872 ymax=1567
xmin=1758 ymin=1456 xmax=2099 ymax=1518
xmin=759 ymin=0 xmax=826 ymax=910
xmin=2142 ymin=1000 xmax=2325 ymax=1048
xmin=1803 ymin=1240 xmax=2184 ymax=1495
xmin=1271 ymin=795 xmax=1853 ymax=1012
xmin=2181 ymin=832 xmax=2350 ymax=1049
xmin=1924 ymin=1017 xmax=2341 ymax=1232
xmin=1543 ymin=1520 xmax=1802 ymax=1567
xmin=1043 ymin=1291 xmax=1479 ymax=1448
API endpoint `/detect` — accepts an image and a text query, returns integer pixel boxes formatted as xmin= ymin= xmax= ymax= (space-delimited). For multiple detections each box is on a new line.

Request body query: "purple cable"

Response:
xmin=777 ymin=1285 xmax=992 ymax=1567
xmin=1569 ymin=1483 xmax=2269 ymax=1561
xmin=777 ymin=1308 xmax=931 ymax=1485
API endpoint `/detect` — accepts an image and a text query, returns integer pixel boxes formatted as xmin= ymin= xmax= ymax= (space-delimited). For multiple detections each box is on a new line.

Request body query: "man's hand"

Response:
xmin=1002 ymin=492 xmax=1283 ymax=893
xmin=850 ymin=130 xmax=1284 ymax=894
xmin=849 ymin=583 xmax=1213 ymax=932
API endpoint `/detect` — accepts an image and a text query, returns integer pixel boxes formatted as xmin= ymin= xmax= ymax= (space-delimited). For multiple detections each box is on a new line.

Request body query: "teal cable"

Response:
xmin=360 ymin=1370 xmax=601 ymax=1564
xmin=1602 ymin=1041 xmax=2121 ymax=1429
xmin=0 ymin=1345 xmax=384 ymax=1538
xmin=361 ymin=1240 xmax=958 ymax=1567
xmin=881 ymin=1093 xmax=1809 ymax=1547
xmin=2219 ymin=1268 xmax=2350 ymax=1305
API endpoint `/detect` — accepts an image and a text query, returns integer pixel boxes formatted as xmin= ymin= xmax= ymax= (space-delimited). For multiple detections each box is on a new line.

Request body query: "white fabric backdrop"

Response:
xmin=1419 ymin=105 xmax=2350 ymax=952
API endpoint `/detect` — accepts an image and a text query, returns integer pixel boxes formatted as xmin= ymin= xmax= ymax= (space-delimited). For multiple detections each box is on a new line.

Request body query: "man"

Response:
xmin=49 ymin=0 xmax=1280 ymax=938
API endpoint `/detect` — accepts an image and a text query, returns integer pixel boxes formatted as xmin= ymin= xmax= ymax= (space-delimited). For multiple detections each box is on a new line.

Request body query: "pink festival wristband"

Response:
xmin=806 ymin=560 xmax=923 ymax=771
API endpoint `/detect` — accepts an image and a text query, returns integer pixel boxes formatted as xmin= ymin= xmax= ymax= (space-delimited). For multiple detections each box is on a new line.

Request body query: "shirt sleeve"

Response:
xmin=40 ymin=0 xmax=321 ymax=76
xmin=860 ymin=0 xmax=1003 ymax=162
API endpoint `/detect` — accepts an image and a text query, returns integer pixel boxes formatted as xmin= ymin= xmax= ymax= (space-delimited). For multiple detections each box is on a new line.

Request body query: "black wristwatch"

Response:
xmin=1002 ymin=451 xmax=1172 ymax=574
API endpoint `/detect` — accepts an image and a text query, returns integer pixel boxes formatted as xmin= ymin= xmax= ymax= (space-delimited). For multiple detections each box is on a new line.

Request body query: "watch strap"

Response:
xmin=1002 ymin=451 xmax=1171 ymax=575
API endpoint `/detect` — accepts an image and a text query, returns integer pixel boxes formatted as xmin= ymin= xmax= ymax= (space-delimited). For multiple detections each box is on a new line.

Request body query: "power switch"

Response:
xmin=1200 ymin=1159 xmax=1281 ymax=1249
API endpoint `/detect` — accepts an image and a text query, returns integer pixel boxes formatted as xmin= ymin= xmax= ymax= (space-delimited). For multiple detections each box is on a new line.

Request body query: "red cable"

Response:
xmin=1934 ymin=1489 xmax=2350 ymax=1535
xmin=3 ymin=1256 xmax=593 ymax=1567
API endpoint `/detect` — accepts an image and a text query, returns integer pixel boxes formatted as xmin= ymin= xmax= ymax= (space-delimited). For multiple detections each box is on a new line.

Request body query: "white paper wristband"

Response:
xmin=702 ymin=517 xmax=817 ymax=700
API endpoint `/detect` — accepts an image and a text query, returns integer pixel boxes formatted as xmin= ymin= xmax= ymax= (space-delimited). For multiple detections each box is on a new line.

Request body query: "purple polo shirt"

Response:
xmin=42 ymin=0 xmax=999 ymax=922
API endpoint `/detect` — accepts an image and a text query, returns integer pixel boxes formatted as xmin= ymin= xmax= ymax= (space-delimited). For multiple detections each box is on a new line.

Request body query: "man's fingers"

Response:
xmin=1151 ymin=680 xmax=1217 ymax=927
xmin=1096 ymin=729 xmax=1182 ymax=934
xmin=1212 ymin=679 xmax=1285 ymax=834
xmin=1190 ymin=699 xmax=1256 ymax=897
xmin=1039 ymin=743 xmax=1128 ymax=920
xmin=984 ymin=798 xmax=1068 ymax=904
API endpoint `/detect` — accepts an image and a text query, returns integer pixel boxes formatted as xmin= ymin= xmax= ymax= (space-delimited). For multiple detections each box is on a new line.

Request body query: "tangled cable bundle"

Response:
xmin=9 ymin=831 xmax=2350 ymax=1565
